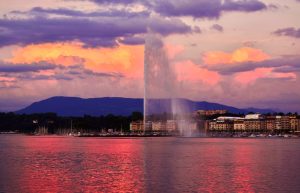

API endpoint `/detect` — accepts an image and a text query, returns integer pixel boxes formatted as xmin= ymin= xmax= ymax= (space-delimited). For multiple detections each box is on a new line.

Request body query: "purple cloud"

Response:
xmin=70 ymin=65 xmax=124 ymax=78
xmin=152 ymin=0 xmax=222 ymax=19
xmin=91 ymin=0 xmax=138 ymax=4
xmin=147 ymin=0 xmax=267 ymax=19
xmin=222 ymin=0 xmax=267 ymax=12
xmin=14 ymin=74 xmax=73 ymax=81
xmin=0 ymin=15 xmax=191 ymax=47
xmin=118 ymin=36 xmax=145 ymax=45
xmin=148 ymin=17 xmax=192 ymax=36
xmin=88 ymin=0 xmax=267 ymax=19
xmin=211 ymin=24 xmax=224 ymax=32
xmin=0 ymin=62 xmax=123 ymax=83
xmin=0 ymin=62 xmax=57 ymax=73
xmin=273 ymin=27 xmax=300 ymax=38
xmin=12 ymin=7 xmax=150 ymax=18
xmin=272 ymin=66 xmax=300 ymax=73
xmin=205 ymin=55 xmax=300 ymax=75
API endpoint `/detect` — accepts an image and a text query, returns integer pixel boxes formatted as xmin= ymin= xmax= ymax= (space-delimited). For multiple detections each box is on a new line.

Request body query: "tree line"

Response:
xmin=0 ymin=112 xmax=143 ymax=134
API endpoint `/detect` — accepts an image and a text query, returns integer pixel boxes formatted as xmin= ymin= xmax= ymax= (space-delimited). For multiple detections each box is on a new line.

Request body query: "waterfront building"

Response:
xmin=244 ymin=119 xmax=265 ymax=131
xmin=290 ymin=117 xmax=299 ymax=131
xmin=245 ymin=114 xmax=263 ymax=119
xmin=152 ymin=121 xmax=167 ymax=131
xmin=145 ymin=121 xmax=152 ymax=131
xmin=209 ymin=121 xmax=217 ymax=130
xmin=166 ymin=120 xmax=177 ymax=132
xmin=207 ymin=114 xmax=299 ymax=133
xmin=196 ymin=109 xmax=227 ymax=116
xmin=209 ymin=116 xmax=243 ymax=131
xmin=209 ymin=120 xmax=234 ymax=131
xmin=265 ymin=117 xmax=276 ymax=131
xmin=130 ymin=121 xmax=144 ymax=132
xmin=244 ymin=114 xmax=265 ymax=131
xmin=234 ymin=120 xmax=245 ymax=131
xmin=275 ymin=116 xmax=291 ymax=130
xmin=217 ymin=116 xmax=243 ymax=121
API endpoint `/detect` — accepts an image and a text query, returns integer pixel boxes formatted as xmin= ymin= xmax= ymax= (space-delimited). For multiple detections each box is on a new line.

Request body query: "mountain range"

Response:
xmin=15 ymin=96 xmax=275 ymax=116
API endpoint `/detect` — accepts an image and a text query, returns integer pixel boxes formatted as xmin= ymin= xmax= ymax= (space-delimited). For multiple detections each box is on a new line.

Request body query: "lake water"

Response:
xmin=1 ymin=135 xmax=300 ymax=193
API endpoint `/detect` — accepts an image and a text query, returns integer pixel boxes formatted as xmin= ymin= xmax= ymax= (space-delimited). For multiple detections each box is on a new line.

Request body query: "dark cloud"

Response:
xmin=272 ymin=66 xmax=300 ymax=73
xmin=82 ymin=69 xmax=123 ymax=78
xmin=91 ymin=0 xmax=139 ymax=4
xmin=59 ymin=65 xmax=125 ymax=80
xmin=1 ymin=0 xmax=269 ymax=47
xmin=0 ymin=14 xmax=192 ymax=47
xmin=273 ymin=27 xmax=300 ymax=38
xmin=211 ymin=24 xmax=223 ymax=32
xmin=205 ymin=56 xmax=300 ymax=75
xmin=13 ymin=73 xmax=73 ymax=81
xmin=88 ymin=0 xmax=267 ymax=19
xmin=90 ymin=0 xmax=153 ymax=8
xmin=12 ymin=7 xmax=150 ymax=18
xmin=67 ymin=65 xmax=124 ymax=78
xmin=148 ymin=17 xmax=192 ymax=36
xmin=222 ymin=0 xmax=267 ymax=12
xmin=151 ymin=0 xmax=222 ymax=18
xmin=0 ymin=62 xmax=124 ymax=83
xmin=147 ymin=0 xmax=266 ymax=19
xmin=0 ymin=62 xmax=57 ymax=73
xmin=118 ymin=36 xmax=145 ymax=45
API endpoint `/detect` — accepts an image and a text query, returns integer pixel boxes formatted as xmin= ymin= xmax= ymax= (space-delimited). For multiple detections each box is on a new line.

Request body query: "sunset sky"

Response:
xmin=0 ymin=0 xmax=300 ymax=112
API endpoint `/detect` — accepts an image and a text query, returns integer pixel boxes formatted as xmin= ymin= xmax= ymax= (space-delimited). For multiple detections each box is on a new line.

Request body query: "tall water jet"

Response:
xmin=144 ymin=34 xmax=196 ymax=136
xmin=144 ymin=34 xmax=176 ymax=132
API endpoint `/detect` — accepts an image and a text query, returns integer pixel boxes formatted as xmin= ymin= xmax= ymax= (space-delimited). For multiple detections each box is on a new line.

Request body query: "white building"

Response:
xmin=217 ymin=116 xmax=244 ymax=121
xmin=245 ymin=114 xmax=262 ymax=119
xmin=166 ymin=120 xmax=177 ymax=132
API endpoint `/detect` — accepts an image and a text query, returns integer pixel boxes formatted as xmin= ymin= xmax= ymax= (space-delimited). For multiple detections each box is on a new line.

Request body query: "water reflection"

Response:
xmin=1 ymin=136 xmax=300 ymax=193
xmin=0 ymin=136 xmax=145 ymax=192
xmin=142 ymin=138 xmax=300 ymax=192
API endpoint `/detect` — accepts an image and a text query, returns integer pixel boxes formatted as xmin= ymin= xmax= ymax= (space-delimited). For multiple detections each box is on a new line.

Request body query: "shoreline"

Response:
xmin=1 ymin=133 xmax=299 ymax=139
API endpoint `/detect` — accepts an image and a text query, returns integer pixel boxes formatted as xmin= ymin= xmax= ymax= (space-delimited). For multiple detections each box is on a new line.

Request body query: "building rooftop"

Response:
xmin=245 ymin=114 xmax=262 ymax=119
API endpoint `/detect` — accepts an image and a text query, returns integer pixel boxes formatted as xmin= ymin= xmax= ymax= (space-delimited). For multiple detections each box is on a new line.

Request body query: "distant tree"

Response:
xmin=130 ymin=112 xmax=143 ymax=121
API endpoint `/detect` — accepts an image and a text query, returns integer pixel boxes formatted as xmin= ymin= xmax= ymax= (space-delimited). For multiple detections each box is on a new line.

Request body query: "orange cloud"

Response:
xmin=203 ymin=47 xmax=270 ymax=65
xmin=7 ymin=42 xmax=144 ymax=78
xmin=175 ymin=60 xmax=220 ymax=85
xmin=235 ymin=67 xmax=296 ymax=84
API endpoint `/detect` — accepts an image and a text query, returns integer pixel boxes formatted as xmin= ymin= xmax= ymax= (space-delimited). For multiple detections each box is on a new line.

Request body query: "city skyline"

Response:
xmin=0 ymin=0 xmax=300 ymax=112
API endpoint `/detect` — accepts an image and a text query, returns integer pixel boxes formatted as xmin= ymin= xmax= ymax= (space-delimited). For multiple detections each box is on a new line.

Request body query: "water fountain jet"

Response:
xmin=143 ymin=34 xmax=197 ymax=137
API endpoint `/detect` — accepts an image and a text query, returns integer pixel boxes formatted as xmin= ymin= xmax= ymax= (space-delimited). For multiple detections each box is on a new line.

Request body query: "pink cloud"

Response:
xmin=174 ymin=60 xmax=220 ymax=85
xmin=235 ymin=67 xmax=296 ymax=84
xmin=164 ymin=44 xmax=185 ymax=59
